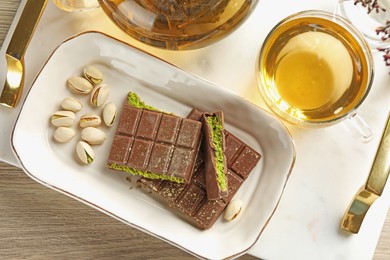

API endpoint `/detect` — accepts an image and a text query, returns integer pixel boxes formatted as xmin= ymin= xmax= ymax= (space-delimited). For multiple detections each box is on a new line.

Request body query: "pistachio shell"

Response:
xmin=90 ymin=84 xmax=109 ymax=107
xmin=79 ymin=113 xmax=101 ymax=128
xmin=224 ymin=199 xmax=242 ymax=221
xmin=102 ymin=102 xmax=116 ymax=126
xmin=60 ymin=97 xmax=83 ymax=112
xmin=81 ymin=127 xmax=106 ymax=145
xmin=76 ymin=141 xmax=95 ymax=164
xmin=84 ymin=65 xmax=103 ymax=85
xmin=53 ymin=127 xmax=75 ymax=143
xmin=50 ymin=110 xmax=76 ymax=127
xmin=68 ymin=76 xmax=93 ymax=94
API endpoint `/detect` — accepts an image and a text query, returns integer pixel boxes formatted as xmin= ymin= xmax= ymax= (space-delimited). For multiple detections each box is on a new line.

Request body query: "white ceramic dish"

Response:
xmin=12 ymin=32 xmax=295 ymax=259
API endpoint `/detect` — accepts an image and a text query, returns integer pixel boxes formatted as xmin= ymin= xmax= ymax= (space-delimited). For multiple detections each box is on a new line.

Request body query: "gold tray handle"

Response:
xmin=341 ymin=112 xmax=390 ymax=233
xmin=0 ymin=0 xmax=48 ymax=108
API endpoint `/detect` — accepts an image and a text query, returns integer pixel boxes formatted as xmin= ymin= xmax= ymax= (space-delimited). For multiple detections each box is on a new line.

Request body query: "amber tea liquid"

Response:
xmin=100 ymin=0 xmax=254 ymax=49
xmin=258 ymin=16 xmax=371 ymax=125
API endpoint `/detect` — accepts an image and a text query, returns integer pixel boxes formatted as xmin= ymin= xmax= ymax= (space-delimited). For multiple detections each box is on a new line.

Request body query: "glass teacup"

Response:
xmin=335 ymin=0 xmax=390 ymax=48
xmin=257 ymin=10 xmax=374 ymax=142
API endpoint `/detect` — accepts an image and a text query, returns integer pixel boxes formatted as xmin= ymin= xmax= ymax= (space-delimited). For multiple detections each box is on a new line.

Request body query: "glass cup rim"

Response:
xmin=337 ymin=0 xmax=390 ymax=48
xmin=256 ymin=9 xmax=375 ymax=127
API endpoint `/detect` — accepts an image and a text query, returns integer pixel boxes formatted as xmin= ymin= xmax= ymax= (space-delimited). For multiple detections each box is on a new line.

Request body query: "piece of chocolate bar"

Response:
xmin=107 ymin=102 xmax=202 ymax=183
xmin=140 ymin=108 xmax=261 ymax=229
xmin=202 ymin=111 xmax=228 ymax=200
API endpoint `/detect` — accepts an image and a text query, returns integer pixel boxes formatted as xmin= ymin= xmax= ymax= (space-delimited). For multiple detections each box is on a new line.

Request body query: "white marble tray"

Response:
xmin=12 ymin=32 xmax=295 ymax=259
xmin=1 ymin=0 xmax=390 ymax=259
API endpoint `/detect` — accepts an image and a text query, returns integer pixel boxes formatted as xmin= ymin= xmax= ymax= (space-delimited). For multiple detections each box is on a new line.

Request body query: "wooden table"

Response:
xmin=0 ymin=1 xmax=389 ymax=259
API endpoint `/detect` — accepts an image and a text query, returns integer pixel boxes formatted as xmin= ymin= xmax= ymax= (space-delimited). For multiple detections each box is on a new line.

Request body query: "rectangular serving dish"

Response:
xmin=11 ymin=31 xmax=295 ymax=259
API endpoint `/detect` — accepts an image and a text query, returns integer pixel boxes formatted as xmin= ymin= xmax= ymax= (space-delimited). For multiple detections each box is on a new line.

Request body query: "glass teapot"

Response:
xmin=53 ymin=0 xmax=259 ymax=50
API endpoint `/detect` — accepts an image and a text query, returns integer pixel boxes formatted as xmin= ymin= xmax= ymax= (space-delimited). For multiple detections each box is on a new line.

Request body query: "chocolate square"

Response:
xmin=147 ymin=143 xmax=174 ymax=174
xmin=224 ymin=132 xmax=243 ymax=164
xmin=107 ymin=135 xmax=133 ymax=164
xmin=156 ymin=114 xmax=181 ymax=143
xmin=193 ymin=199 xmax=226 ymax=229
xmin=225 ymin=170 xmax=244 ymax=202
xmin=127 ymin=139 xmax=153 ymax=171
xmin=177 ymin=182 xmax=207 ymax=215
xmin=231 ymin=146 xmax=261 ymax=179
xmin=158 ymin=181 xmax=186 ymax=202
xmin=136 ymin=110 xmax=161 ymax=140
xmin=117 ymin=105 xmax=141 ymax=135
xmin=168 ymin=147 xmax=195 ymax=179
xmin=176 ymin=118 xmax=202 ymax=149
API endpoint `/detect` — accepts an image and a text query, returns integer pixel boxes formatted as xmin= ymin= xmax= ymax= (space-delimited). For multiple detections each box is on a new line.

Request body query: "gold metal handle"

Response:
xmin=341 ymin=112 xmax=390 ymax=233
xmin=0 ymin=0 xmax=48 ymax=108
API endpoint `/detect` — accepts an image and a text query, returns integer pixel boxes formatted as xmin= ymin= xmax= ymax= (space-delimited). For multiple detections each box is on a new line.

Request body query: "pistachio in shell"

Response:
xmin=84 ymin=65 xmax=103 ymax=85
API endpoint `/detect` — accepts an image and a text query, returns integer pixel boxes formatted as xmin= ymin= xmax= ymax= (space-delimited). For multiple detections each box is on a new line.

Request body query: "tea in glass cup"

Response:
xmin=257 ymin=11 xmax=374 ymax=134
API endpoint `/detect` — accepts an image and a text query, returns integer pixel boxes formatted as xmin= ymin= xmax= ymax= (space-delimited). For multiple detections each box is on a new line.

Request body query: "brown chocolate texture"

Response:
xmin=140 ymin=109 xmax=261 ymax=229
xmin=107 ymin=103 xmax=202 ymax=183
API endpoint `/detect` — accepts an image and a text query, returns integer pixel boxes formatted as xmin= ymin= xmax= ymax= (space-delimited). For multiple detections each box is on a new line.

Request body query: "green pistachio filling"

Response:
xmin=206 ymin=115 xmax=227 ymax=191
xmin=127 ymin=92 xmax=162 ymax=111
xmin=109 ymin=163 xmax=185 ymax=183
xmin=86 ymin=153 xmax=94 ymax=164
